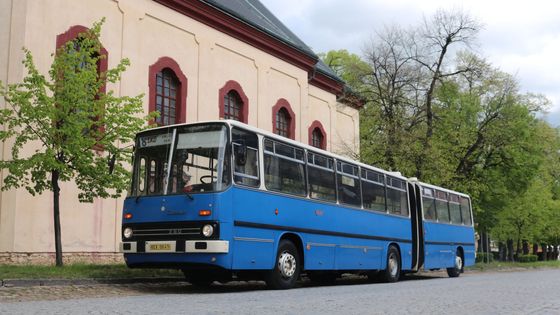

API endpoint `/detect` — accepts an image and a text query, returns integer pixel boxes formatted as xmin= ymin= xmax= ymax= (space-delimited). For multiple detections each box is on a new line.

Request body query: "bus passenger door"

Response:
xmin=408 ymin=182 xmax=425 ymax=271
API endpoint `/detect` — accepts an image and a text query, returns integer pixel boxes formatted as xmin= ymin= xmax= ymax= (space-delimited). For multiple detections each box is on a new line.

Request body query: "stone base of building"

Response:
xmin=0 ymin=252 xmax=124 ymax=265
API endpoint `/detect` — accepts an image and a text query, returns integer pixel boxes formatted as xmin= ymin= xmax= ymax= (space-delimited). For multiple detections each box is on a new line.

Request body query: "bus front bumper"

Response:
xmin=120 ymin=240 xmax=229 ymax=254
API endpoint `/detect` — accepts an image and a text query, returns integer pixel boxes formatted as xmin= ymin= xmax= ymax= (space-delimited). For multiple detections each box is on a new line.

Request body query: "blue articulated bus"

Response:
xmin=121 ymin=120 xmax=475 ymax=289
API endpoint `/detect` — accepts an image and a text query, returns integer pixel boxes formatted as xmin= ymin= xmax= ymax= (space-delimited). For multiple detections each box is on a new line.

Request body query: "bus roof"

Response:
xmin=140 ymin=120 xmax=433 ymax=184
xmin=411 ymin=180 xmax=470 ymax=199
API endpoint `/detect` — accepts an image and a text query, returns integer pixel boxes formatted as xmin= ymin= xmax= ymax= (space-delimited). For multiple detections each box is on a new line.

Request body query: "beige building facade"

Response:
xmin=0 ymin=0 xmax=360 ymax=263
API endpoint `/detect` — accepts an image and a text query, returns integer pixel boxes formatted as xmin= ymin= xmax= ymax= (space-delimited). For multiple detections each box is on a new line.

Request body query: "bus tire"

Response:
xmin=447 ymin=250 xmax=463 ymax=278
xmin=265 ymin=239 xmax=300 ymax=290
xmin=380 ymin=245 xmax=401 ymax=283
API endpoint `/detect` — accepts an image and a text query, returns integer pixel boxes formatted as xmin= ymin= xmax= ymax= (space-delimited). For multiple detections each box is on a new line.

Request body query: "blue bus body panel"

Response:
xmin=423 ymin=221 xmax=476 ymax=269
xmin=230 ymin=186 xmax=412 ymax=271
xmin=122 ymin=191 xmax=235 ymax=270
xmin=122 ymin=186 xmax=475 ymax=273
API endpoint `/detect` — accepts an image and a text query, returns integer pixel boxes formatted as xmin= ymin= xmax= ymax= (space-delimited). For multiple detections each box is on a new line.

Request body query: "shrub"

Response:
xmin=517 ymin=254 xmax=538 ymax=263
xmin=475 ymin=252 xmax=494 ymax=263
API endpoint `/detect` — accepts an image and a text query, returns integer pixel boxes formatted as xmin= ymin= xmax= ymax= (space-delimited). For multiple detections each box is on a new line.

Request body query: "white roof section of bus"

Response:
xmin=139 ymin=120 xmax=406 ymax=181
xmin=225 ymin=120 xmax=409 ymax=181
xmin=413 ymin=180 xmax=470 ymax=199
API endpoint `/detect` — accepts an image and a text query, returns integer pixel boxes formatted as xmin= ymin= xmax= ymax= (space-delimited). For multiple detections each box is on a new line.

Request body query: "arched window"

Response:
xmin=308 ymin=120 xmax=327 ymax=150
xmin=56 ymin=25 xmax=108 ymax=94
xmin=272 ymin=99 xmax=295 ymax=140
xmin=149 ymin=57 xmax=188 ymax=126
xmin=155 ymin=69 xmax=179 ymax=125
xmin=276 ymin=108 xmax=290 ymax=138
xmin=219 ymin=80 xmax=249 ymax=123
xmin=224 ymin=90 xmax=242 ymax=121
xmin=312 ymin=128 xmax=323 ymax=148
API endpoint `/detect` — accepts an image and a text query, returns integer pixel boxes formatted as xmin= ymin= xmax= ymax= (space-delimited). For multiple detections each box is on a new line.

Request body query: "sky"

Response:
xmin=260 ymin=0 xmax=560 ymax=126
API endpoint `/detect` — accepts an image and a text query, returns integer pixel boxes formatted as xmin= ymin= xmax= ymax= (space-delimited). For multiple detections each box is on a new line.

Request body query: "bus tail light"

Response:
xmin=199 ymin=210 xmax=211 ymax=216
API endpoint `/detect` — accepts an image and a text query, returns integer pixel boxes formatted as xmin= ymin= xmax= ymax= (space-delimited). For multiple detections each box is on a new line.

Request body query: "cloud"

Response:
xmin=259 ymin=0 xmax=560 ymax=125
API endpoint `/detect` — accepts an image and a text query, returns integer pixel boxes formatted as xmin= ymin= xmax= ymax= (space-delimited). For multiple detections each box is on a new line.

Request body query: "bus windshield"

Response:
xmin=131 ymin=123 xmax=230 ymax=196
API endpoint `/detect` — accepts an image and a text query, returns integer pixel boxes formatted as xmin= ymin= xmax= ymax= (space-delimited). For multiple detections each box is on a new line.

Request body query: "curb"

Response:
xmin=0 ymin=277 xmax=186 ymax=288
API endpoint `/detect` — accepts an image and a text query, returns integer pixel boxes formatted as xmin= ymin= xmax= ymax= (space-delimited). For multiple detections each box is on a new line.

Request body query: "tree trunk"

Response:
xmin=52 ymin=170 xmax=63 ymax=267
xmin=506 ymin=239 xmax=514 ymax=262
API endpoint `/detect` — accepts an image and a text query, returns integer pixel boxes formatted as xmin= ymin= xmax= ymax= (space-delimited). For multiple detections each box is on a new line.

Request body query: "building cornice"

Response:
xmin=153 ymin=0 xmax=346 ymax=97
xmin=154 ymin=0 xmax=317 ymax=71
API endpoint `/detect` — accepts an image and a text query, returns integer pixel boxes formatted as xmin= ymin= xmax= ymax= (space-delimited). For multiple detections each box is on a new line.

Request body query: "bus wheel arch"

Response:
xmin=447 ymin=247 xmax=464 ymax=278
xmin=380 ymin=243 xmax=401 ymax=283
xmin=266 ymin=234 xmax=303 ymax=289
xmin=278 ymin=232 xmax=305 ymax=270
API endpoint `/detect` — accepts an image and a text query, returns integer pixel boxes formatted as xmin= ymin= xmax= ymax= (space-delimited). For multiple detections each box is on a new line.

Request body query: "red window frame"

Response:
xmin=271 ymin=98 xmax=295 ymax=140
xmin=56 ymin=25 xmax=108 ymax=95
xmin=308 ymin=120 xmax=327 ymax=150
xmin=148 ymin=57 xmax=188 ymax=126
xmin=218 ymin=80 xmax=249 ymax=123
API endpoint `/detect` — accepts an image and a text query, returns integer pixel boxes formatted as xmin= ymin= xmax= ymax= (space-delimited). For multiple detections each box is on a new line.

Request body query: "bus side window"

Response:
xmin=336 ymin=161 xmax=361 ymax=207
xmin=387 ymin=177 xmax=408 ymax=216
xmin=361 ymin=169 xmax=386 ymax=212
xmin=264 ymin=139 xmax=306 ymax=196
xmin=307 ymin=152 xmax=336 ymax=202
xmin=435 ymin=190 xmax=450 ymax=223
xmin=422 ymin=187 xmax=436 ymax=220
xmin=460 ymin=196 xmax=472 ymax=225
xmin=449 ymin=194 xmax=462 ymax=224
xmin=232 ymin=128 xmax=260 ymax=187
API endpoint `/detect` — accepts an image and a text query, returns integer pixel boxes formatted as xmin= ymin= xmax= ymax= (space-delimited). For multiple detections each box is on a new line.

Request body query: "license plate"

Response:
xmin=150 ymin=243 xmax=171 ymax=251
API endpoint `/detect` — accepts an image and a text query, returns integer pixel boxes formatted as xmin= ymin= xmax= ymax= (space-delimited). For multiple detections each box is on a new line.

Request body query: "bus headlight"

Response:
xmin=202 ymin=225 xmax=214 ymax=237
xmin=123 ymin=227 xmax=133 ymax=239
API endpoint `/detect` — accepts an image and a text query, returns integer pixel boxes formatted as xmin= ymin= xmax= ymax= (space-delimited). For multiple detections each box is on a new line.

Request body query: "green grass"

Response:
xmin=0 ymin=263 xmax=183 ymax=280
xmin=467 ymin=260 xmax=560 ymax=271
xmin=2 ymin=260 xmax=560 ymax=280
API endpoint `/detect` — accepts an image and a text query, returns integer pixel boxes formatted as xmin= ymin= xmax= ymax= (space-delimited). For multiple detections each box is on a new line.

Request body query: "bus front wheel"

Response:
xmin=265 ymin=239 xmax=300 ymax=290
xmin=380 ymin=245 xmax=401 ymax=283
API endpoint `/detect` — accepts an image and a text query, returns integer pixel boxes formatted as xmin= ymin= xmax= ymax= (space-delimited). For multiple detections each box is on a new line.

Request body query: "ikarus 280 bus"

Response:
xmin=121 ymin=120 xmax=475 ymax=289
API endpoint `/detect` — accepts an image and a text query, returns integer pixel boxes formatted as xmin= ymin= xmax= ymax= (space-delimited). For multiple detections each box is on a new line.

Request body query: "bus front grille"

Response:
xmin=122 ymin=221 xmax=219 ymax=241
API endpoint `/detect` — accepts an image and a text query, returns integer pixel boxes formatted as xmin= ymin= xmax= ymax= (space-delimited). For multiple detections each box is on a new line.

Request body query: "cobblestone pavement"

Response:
xmin=1 ymin=269 xmax=560 ymax=314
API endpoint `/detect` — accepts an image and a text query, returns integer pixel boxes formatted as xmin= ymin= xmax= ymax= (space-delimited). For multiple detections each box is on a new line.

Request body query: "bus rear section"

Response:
xmin=415 ymin=182 xmax=476 ymax=277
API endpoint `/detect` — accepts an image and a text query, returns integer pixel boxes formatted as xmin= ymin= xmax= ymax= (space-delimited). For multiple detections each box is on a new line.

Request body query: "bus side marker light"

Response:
xmin=124 ymin=213 xmax=132 ymax=219
xmin=199 ymin=210 xmax=211 ymax=216
xmin=306 ymin=244 xmax=311 ymax=250
xmin=275 ymin=208 xmax=279 ymax=215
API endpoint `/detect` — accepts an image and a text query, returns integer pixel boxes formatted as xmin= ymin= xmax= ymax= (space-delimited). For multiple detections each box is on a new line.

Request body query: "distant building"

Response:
xmin=0 ymin=0 xmax=361 ymax=263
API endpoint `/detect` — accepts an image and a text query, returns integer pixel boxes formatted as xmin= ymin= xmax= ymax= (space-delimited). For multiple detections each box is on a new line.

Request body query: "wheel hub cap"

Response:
xmin=278 ymin=252 xmax=296 ymax=278
xmin=455 ymin=255 xmax=463 ymax=270
xmin=389 ymin=253 xmax=398 ymax=277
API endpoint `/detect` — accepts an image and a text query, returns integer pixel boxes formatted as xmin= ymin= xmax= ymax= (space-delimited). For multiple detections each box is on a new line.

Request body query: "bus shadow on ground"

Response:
xmin=126 ymin=272 xmax=448 ymax=295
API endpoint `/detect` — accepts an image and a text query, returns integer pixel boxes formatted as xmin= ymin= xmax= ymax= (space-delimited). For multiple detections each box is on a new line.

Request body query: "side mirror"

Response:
xmin=234 ymin=142 xmax=247 ymax=166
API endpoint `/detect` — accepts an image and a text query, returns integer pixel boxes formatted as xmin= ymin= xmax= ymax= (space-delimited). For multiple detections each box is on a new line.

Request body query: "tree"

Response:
xmin=0 ymin=20 xmax=153 ymax=266
xmin=320 ymin=9 xmax=557 ymax=245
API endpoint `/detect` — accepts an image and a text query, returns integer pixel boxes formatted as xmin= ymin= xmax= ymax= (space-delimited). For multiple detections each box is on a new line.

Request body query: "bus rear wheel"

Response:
xmin=380 ymin=245 xmax=401 ymax=283
xmin=447 ymin=251 xmax=463 ymax=278
xmin=265 ymin=240 xmax=300 ymax=290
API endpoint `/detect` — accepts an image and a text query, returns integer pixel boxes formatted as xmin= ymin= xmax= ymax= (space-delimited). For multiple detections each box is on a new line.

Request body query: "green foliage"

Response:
xmin=0 ymin=19 xmax=153 ymax=202
xmin=0 ymin=264 xmax=182 ymax=279
xmin=475 ymin=252 xmax=494 ymax=263
xmin=319 ymin=9 xmax=560 ymax=243
xmin=517 ymin=255 xmax=538 ymax=263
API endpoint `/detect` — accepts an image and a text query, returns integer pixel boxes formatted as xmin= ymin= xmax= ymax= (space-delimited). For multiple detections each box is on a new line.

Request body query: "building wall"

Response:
xmin=0 ymin=0 xmax=359 ymax=261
